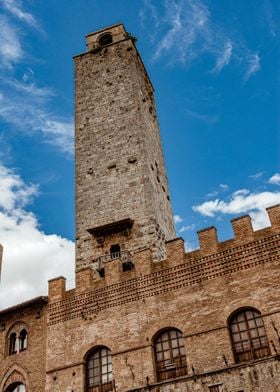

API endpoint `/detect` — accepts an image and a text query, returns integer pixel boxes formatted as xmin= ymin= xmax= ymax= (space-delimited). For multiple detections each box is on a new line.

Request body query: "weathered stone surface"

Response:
xmin=75 ymin=24 xmax=175 ymax=270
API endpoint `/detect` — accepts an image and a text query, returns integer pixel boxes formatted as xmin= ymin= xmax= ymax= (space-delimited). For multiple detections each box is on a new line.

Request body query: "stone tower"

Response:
xmin=74 ymin=24 xmax=175 ymax=271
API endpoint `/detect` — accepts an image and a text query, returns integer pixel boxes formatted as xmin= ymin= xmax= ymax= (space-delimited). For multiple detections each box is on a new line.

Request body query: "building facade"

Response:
xmin=0 ymin=24 xmax=280 ymax=392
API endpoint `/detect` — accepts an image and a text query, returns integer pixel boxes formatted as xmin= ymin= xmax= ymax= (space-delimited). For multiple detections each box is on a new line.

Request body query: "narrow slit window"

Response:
xmin=19 ymin=329 xmax=27 ymax=351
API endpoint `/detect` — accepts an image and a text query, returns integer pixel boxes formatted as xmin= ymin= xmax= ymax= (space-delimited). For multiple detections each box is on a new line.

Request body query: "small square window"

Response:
xmin=209 ymin=385 xmax=222 ymax=392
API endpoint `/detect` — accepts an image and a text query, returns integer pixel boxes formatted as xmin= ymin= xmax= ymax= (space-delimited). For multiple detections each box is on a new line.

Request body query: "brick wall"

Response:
xmin=0 ymin=298 xmax=47 ymax=392
xmin=46 ymin=205 xmax=280 ymax=392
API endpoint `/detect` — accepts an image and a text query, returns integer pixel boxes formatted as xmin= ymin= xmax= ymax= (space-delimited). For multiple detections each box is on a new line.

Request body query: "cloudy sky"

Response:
xmin=0 ymin=0 xmax=279 ymax=308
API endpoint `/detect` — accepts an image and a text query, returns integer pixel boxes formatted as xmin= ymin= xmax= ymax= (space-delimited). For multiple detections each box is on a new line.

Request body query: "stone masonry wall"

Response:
xmin=75 ymin=24 xmax=175 ymax=270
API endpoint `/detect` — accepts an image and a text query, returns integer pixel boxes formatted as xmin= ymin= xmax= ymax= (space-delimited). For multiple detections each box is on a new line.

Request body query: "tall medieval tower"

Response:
xmin=74 ymin=24 xmax=175 ymax=271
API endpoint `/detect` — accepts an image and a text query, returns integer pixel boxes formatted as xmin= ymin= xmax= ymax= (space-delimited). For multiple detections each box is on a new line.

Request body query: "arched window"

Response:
xmin=110 ymin=244 xmax=121 ymax=259
xmin=229 ymin=308 xmax=270 ymax=363
xmin=5 ymin=383 xmax=26 ymax=392
xmin=19 ymin=329 xmax=27 ymax=351
xmin=98 ymin=33 xmax=113 ymax=47
xmin=154 ymin=328 xmax=187 ymax=381
xmin=9 ymin=333 xmax=17 ymax=355
xmin=86 ymin=346 xmax=113 ymax=391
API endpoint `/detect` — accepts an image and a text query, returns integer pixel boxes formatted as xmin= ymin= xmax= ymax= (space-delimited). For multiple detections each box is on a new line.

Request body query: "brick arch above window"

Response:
xmin=6 ymin=322 xmax=28 ymax=357
xmin=1 ymin=365 xmax=29 ymax=392
xmin=228 ymin=307 xmax=271 ymax=363
xmin=85 ymin=346 xmax=113 ymax=392
xmin=153 ymin=328 xmax=188 ymax=382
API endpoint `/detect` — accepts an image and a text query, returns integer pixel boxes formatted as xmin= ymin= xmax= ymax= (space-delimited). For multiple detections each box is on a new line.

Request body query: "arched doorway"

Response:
xmin=5 ymin=383 xmax=26 ymax=392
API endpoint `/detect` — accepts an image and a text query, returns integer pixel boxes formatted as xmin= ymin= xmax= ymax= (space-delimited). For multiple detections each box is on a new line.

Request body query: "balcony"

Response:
xmin=93 ymin=250 xmax=134 ymax=276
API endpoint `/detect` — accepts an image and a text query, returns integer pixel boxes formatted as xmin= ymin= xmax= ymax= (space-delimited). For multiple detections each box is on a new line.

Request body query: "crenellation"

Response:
xmin=48 ymin=276 xmax=66 ymax=303
xmin=267 ymin=204 xmax=280 ymax=227
xmin=231 ymin=214 xmax=254 ymax=243
xmin=197 ymin=226 xmax=219 ymax=255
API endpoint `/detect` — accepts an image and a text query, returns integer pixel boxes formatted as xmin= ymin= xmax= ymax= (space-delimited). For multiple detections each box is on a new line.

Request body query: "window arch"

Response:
xmin=98 ymin=33 xmax=113 ymax=47
xmin=7 ymin=324 xmax=28 ymax=356
xmin=5 ymin=383 xmax=26 ymax=392
xmin=86 ymin=346 xmax=113 ymax=391
xmin=153 ymin=328 xmax=187 ymax=381
xmin=19 ymin=329 xmax=27 ymax=351
xmin=229 ymin=308 xmax=270 ymax=363
xmin=9 ymin=333 xmax=17 ymax=355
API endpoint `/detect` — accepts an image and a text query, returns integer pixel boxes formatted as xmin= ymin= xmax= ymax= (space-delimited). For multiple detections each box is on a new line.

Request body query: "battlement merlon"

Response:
xmin=48 ymin=276 xmax=66 ymax=303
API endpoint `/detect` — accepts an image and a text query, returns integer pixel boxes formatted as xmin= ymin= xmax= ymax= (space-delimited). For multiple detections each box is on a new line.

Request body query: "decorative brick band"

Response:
xmin=48 ymin=234 xmax=280 ymax=325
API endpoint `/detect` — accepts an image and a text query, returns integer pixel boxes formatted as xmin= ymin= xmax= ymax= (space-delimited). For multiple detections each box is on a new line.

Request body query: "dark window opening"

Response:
xmin=209 ymin=386 xmax=222 ymax=392
xmin=98 ymin=267 xmax=105 ymax=278
xmin=122 ymin=261 xmax=134 ymax=272
xmin=154 ymin=328 xmax=187 ymax=382
xmin=5 ymin=383 xmax=26 ymax=392
xmin=229 ymin=308 xmax=270 ymax=363
xmin=110 ymin=244 xmax=121 ymax=259
xmin=19 ymin=329 xmax=27 ymax=351
xmin=98 ymin=33 xmax=113 ymax=47
xmin=9 ymin=332 xmax=17 ymax=355
xmin=87 ymin=347 xmax=113 ymax=392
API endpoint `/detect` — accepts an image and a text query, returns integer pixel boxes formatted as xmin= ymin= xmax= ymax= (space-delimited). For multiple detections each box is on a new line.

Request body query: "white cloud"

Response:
xmin=152 ymin=0 xmax=212 ymax=64
xmin=268 ymin=173 xmax=280 ymax=185
xmin=0 ymin=82 xmax=73 ymax=153
xmin=249 ymin=171 xmax=264 ymax=180
xmin=245 ymin=53 xmax=261 ymax=81
xmin=193 ymin=188 xmax=280 ymax=229
xmin=186 ymin=109 xmax=220 ymax=123
xmin=141 ymin=0 xmax=261 ymax=80
xmin=212 ymin=40 xmax=233 ymax=73
xmin=219 ymin=183 xmax=229 ymax=191
xmin=0 ymin=3 xmax=72 ymax=153
xmin=174 ymin=214 xmax=183 ymax=224
xmin=0 ymin=165 xmax=37 ymax=210
xmin=206 ymin=190 xmax=218 ymax=198
xmin=3 ymin=76 xmax=54 ymax=97
xmin=179 ymin=224 xmax=195 ymax=233
xmin=0 ymin=15 xmax=23 ymax=68
xmin=264 ymin=0 xmax=277 ymax=38
xmin=140 ymin=0 xmax=160 ymax=30
xmin=0 ymin=164 xmax=75 ymax=309
xmin=1 ymin=0 xmax=38 ymax=28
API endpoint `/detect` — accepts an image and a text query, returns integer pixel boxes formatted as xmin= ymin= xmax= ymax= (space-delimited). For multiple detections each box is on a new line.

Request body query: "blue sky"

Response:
xmin=0 ymin=0 xmax=279 ymax=308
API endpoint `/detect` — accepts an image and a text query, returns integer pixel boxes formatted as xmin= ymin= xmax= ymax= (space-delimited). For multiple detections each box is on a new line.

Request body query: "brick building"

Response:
xmin=0 ymin=24 xmax=280 ymax=392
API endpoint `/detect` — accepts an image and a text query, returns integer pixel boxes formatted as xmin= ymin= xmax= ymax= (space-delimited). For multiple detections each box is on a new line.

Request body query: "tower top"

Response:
xmin=85 ymin=23 xmax=127 ymax=52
